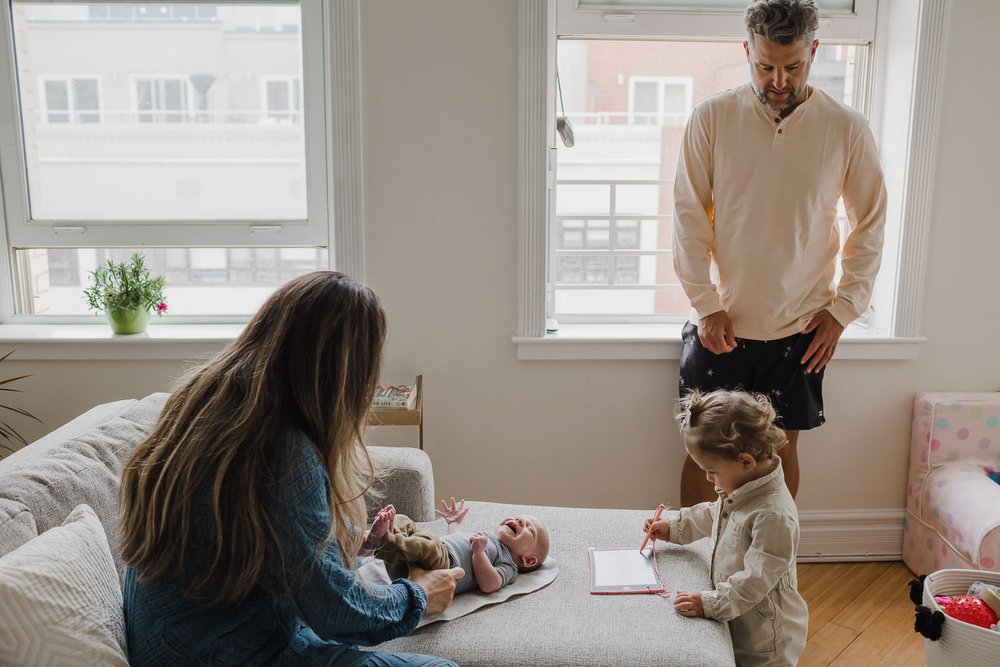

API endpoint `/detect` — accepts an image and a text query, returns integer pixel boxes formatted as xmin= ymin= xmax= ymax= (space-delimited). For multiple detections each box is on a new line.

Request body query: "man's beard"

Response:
xmin=752 ymin=81 xmax=804 ymax=114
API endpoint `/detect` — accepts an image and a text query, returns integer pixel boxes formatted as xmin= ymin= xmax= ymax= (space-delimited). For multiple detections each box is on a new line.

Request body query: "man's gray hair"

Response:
xmin=744 ymin=0 xmax=820 ymax=46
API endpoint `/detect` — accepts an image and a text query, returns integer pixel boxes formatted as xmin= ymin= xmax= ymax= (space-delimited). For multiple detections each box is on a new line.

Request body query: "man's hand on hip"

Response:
xmin=698 ymin=311 xmax=738 ymax=355
xmin=801 ymin=310 xmax=845 ymax=373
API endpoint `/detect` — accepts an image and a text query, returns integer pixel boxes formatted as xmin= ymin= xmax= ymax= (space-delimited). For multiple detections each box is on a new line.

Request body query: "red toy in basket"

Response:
xmin=938 ymin=595 xmax=999 ymax=629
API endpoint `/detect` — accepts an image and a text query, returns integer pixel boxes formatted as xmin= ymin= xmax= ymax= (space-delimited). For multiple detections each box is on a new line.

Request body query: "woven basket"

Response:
xmin=921 ymin=569 xmax=1000 ymax=666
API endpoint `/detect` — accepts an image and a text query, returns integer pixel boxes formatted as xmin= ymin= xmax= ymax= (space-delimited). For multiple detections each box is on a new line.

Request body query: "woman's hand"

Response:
xmin=643 ymin=517 xmax=670 ymax=542
xmin=409 ymin=566 xmax=465 ymax=616
xmin=674 ymin=591 xmax=704 ymax=617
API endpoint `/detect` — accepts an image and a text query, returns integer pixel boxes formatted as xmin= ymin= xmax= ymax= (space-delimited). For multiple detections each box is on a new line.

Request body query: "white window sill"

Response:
xmin=0 ymin=323 xmax=243 ymax=360
xmin=0 ymin=321 xmax=926 ymax=362
xmin=513 ymin=323 xmax=926 ymax=360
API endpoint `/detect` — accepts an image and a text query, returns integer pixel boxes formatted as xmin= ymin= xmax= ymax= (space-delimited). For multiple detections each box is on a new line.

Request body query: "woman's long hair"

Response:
xmin=119 ymin=271 xmax=386 ymax=606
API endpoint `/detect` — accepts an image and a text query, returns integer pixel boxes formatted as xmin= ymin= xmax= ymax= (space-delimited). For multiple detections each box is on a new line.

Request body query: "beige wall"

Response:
xmin=5 ymin=0 xmax=999 ymax=513
xmin=2 ymin=359 xmax=185 ymax=450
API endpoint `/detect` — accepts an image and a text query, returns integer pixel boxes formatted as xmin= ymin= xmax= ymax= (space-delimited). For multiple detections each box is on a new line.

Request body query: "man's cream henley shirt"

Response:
xmin=672 ymin=83 xmax=888 ymax=340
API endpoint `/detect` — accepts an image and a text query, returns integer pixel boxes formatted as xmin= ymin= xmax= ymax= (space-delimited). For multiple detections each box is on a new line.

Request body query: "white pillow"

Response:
xmin=0 ymin=504 xmax=128 ymax=667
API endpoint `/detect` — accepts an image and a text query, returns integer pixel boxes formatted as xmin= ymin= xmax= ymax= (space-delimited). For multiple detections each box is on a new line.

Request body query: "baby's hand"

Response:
xmin=674 ymin=591 xmax=704 ymax=618
xmin=643 ymin=517 xmax=670 ymax=542
xmin=469 ymin=531 xmax=489 ymax=553
xmin=436 ymin=497 xmax=470 ymax=526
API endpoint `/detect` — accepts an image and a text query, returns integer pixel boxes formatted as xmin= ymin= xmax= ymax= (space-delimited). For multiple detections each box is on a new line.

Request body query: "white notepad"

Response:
xmin=589 ymin=547 xmax=665 ymax=594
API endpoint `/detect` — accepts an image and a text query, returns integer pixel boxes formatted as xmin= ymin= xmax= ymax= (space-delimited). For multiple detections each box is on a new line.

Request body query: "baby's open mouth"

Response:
xmin=503 ymin=519 xmax=520 ymax=535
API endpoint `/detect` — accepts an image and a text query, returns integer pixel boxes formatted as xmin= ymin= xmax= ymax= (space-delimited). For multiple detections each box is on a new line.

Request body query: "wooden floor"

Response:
xmin=798 ymin=561 xmax=926 ymax=666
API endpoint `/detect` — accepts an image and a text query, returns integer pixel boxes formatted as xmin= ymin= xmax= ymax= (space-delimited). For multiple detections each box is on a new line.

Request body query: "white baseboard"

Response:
xmin=797 ymin=509 xmax=905 ymax=562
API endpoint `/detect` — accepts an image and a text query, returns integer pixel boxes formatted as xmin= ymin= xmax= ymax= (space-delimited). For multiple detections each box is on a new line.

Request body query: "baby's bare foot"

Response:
xmin=362 ymin=504 xmax=395 ymax=552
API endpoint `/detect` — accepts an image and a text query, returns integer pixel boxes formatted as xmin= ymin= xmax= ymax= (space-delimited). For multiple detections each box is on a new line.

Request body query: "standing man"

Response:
xmin=673 ymin=0 xmax=887 ymax=505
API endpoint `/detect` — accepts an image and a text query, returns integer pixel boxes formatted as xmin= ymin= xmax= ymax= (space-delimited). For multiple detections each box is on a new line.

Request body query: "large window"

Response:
xmin=519 ymin=0 xmax=941 ymax=353
xmin=0 ymin=0 xmax=344 ymax=319
xmin=553 ymin=38 xmax=866 ymax=321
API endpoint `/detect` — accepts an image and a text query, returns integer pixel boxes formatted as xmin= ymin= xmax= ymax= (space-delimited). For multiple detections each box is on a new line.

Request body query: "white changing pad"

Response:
xmin=417 ymin=557 xmax=558 ymax=627
xmin=357 ymin=557 xmax=559 ymax=627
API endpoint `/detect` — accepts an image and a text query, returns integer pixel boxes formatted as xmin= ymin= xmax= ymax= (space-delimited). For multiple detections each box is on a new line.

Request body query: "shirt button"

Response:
xmin=300 ymin=621 xmax=308 ymax=628
xmin=777 ymin=129 xmax=783 ymax=134
xmin=726 ymin=499 xmax=733 ymax=504
xmin=722 ymin=512 xmax=729 ymax=518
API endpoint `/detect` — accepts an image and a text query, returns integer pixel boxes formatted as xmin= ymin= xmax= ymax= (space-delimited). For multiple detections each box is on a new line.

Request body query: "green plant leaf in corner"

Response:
xmin=0 ymin=348 xmax=41 ymax=458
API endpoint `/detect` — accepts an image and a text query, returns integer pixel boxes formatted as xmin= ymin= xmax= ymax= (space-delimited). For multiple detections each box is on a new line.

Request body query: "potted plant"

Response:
xmin=0 ymin=349 xmax=40 ymax=458
xmin=83 ymin=252 xmax=168 ymax=334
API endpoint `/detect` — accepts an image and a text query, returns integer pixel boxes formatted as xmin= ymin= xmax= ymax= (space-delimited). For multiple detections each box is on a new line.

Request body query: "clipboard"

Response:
xmin=589 ymin=547 xmax=665 ymax=595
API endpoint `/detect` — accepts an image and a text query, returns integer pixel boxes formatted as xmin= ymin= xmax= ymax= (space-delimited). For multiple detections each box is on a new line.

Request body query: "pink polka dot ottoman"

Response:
xmin=903 ymin=392 xmax=1000 ymax=575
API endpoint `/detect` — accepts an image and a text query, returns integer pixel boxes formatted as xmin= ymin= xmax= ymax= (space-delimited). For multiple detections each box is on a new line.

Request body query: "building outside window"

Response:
xmin=134 ymin=76 xmax=190 ymax=124
xmin=262 ymin=76 xmax=302 ymax=124
xmin=87 ymin=3 xmax=219 ymax=22
xmin=41 ymin=76 xmax=100 ymax=124
xmin=262 ymin=77 xmax=302 ymax=123
xmin=628 ymin=76 xmax=692 ymax=126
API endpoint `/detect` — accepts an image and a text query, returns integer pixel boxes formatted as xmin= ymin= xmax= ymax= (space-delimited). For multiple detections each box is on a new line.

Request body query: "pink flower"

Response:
xmin=155 ymin=301 xmax=168 ymax=314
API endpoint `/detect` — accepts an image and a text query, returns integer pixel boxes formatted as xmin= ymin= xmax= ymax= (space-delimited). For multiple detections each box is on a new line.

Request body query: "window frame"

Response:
xmin=556 ymin=0 xmax=878 ymax=42
xmin=0 ymin=0 xmax=366 ymax=327
xmin=515 ymin=0 xmax=949 ymax=359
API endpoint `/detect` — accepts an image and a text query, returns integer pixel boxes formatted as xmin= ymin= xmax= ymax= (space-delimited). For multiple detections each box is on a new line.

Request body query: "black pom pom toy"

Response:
xmin=909 ymin=575 xmax=927 ymax=605
xmin=914 ymin=604 xmax=945 ymax=641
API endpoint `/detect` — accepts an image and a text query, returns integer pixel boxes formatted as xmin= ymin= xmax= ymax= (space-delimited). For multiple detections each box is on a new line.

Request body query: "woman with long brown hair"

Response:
xmin=119 ymin=272 xmax=462 ymax=666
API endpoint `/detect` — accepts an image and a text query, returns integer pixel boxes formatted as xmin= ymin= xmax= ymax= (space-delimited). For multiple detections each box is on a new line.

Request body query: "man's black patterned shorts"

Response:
xmin=678 ymin=321 xmax=826 ymax=431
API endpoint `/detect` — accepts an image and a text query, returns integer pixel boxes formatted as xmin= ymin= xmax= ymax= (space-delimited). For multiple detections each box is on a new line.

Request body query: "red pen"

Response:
xmin=639 ymin=503 xmax=668 ymax=553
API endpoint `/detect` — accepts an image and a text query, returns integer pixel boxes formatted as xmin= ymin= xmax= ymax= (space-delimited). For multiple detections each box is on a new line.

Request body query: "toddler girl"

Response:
xmin=644 ymin=389 xmax=808 ymax=666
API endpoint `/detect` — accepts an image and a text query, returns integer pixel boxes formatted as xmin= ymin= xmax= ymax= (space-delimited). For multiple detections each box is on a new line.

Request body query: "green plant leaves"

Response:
xmin=0 ymin=348 xmax=40 ymax=456
xmin=83 ymin=252 xmax=167 ymax=315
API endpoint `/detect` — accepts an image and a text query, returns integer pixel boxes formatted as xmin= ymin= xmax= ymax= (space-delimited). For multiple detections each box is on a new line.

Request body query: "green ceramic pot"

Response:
xmin=106 ymin=307 xmax=150 ymax=335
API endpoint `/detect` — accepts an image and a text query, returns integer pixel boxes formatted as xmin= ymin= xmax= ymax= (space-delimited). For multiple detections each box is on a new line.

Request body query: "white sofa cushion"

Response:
xmin=367 ymin=446 xmax=437 ymax=521
xmin=0 ymin=504 xmax=128 ymax=667
xmin=0 ymin=498 xmax=36 ymax=558
xmin=0 ymin=393 xmax=169 ymax=581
